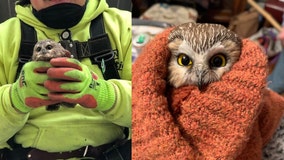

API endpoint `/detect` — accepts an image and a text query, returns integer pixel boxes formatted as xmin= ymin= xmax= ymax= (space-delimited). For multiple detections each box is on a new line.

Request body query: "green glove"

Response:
xmin=44 ymin=58 xmax=116 ymax=111
xmin=11 ymin=61 xmax=60 ymax=112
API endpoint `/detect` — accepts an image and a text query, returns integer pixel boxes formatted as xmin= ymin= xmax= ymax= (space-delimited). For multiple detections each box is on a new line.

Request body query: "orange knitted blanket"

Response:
xmin=132 ymin=28 xmax=284 ymax=160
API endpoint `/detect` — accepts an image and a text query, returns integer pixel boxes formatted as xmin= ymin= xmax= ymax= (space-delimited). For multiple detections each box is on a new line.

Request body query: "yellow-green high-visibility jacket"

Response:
xmin=0 ymin=0 xmax=131 ymax=152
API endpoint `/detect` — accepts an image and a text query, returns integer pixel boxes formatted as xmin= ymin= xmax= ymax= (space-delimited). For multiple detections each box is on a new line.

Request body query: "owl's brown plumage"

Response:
xmin=32 ymin=39 xmax=73 ymax=111
xmin=167 ymin=22 xmax=242 ymax=90
xmin=32 ymin=39 xmax=71 ymax=61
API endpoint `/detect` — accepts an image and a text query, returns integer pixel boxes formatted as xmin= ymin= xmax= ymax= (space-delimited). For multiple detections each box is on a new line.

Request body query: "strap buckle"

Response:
xmin=82 ymin=145 xmax=89 ymax=157
xmin=19 ymin=57 xmax=31 ymax=63
xmin=92 ymin=50 xmax=115 ymax=64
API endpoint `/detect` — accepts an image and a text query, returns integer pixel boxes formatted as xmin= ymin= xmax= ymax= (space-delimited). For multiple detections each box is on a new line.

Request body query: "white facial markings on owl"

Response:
xmin=167 ymin=22 xmax=242 ymax=89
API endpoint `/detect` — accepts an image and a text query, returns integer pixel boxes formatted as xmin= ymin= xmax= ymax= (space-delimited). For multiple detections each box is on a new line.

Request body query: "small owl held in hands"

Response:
xmin=167 ymin=22 xmax=242 ymax=90
xmin=32 ymin=39 xmax=73 ymax=111
xmin=32 ymin=39 xmax=71 ymax=61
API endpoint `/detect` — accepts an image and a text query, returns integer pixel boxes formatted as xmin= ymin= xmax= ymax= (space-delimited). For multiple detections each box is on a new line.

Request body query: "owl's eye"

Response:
xmin=36 ymin=47 xmax=41 ymax=52
xmin=46 ymin=45 xmax=53 ymax=50
xmin=177 ymin=54 xmax=193 ymax=68
xmin=210 ymin=54 xmax=226 ymax=68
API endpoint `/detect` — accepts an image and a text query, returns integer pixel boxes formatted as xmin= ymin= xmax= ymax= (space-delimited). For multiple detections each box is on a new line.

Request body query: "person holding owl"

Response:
xmin=0 ymin=0 xmax=131 ymax=159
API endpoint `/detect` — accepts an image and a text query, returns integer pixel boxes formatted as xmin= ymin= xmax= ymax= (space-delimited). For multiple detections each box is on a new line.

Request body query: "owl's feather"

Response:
xmin=167 ymin=22 xmax=242 ymax=89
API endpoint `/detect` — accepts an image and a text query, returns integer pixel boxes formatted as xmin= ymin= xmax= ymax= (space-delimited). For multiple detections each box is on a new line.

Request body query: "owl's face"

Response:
xmin=167 ymin=22 xmax=242 ymax=89
xmin=32 ymin=39 xmax=71 ymax=61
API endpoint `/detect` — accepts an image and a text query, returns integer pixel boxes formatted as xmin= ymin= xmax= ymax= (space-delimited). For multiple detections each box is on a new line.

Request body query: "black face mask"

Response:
xmin=33 ymin=3 xmax=86 ymax=29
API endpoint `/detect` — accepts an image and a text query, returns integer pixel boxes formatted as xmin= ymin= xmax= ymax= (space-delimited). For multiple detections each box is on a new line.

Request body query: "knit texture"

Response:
xmin=132 ymin=27 xmax=284 ymax=160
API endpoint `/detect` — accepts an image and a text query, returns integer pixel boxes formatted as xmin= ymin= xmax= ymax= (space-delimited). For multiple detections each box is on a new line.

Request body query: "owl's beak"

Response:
xmin=196 ymin=70 xmax=207 ymax=91
xmin=41 ymin=48 xmax=47 ymax=54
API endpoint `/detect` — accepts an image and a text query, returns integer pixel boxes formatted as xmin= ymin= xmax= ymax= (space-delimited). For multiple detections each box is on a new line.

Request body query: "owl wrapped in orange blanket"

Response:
xmin=132 ymin=23 xmax=284 ymax=160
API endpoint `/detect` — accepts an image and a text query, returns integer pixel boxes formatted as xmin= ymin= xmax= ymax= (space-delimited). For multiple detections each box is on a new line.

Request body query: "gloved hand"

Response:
xmin=44 ymin=58 xmax=116 ymax=111
xmin=10 ymin=61 xmax=61 ymax=112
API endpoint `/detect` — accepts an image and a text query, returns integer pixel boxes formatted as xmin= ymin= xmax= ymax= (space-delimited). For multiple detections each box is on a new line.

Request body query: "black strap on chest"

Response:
xmin=16 ymin=21 xmax=37 ymax=79
xmin=16 ymin=14 xmax=120 ymax=80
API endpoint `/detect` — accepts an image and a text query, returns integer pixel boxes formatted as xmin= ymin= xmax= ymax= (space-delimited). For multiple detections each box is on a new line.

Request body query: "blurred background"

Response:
xmin=132 ymin=0 xmax=284 ymax=73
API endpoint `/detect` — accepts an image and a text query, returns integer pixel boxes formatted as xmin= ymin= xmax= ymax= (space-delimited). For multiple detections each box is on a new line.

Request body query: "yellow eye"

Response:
xmin=177 ymin=54 xmax=193 ymax=68
xmin=210 ymin=54 xmax=226 ymax=68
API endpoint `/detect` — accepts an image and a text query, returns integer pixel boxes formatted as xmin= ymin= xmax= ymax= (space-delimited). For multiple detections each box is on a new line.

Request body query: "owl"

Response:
xmin=32 ymin=39 xmax=73 ymax=111
xmin=167 ymin=22 xmax=242 ymax=90
xmin=32 ymin=39 xmax=71 ymax=61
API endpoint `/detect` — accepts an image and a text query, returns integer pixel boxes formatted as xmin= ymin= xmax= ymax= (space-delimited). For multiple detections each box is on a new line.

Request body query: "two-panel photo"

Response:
xmin=0 ymin=0 xmax=284 ymax=159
